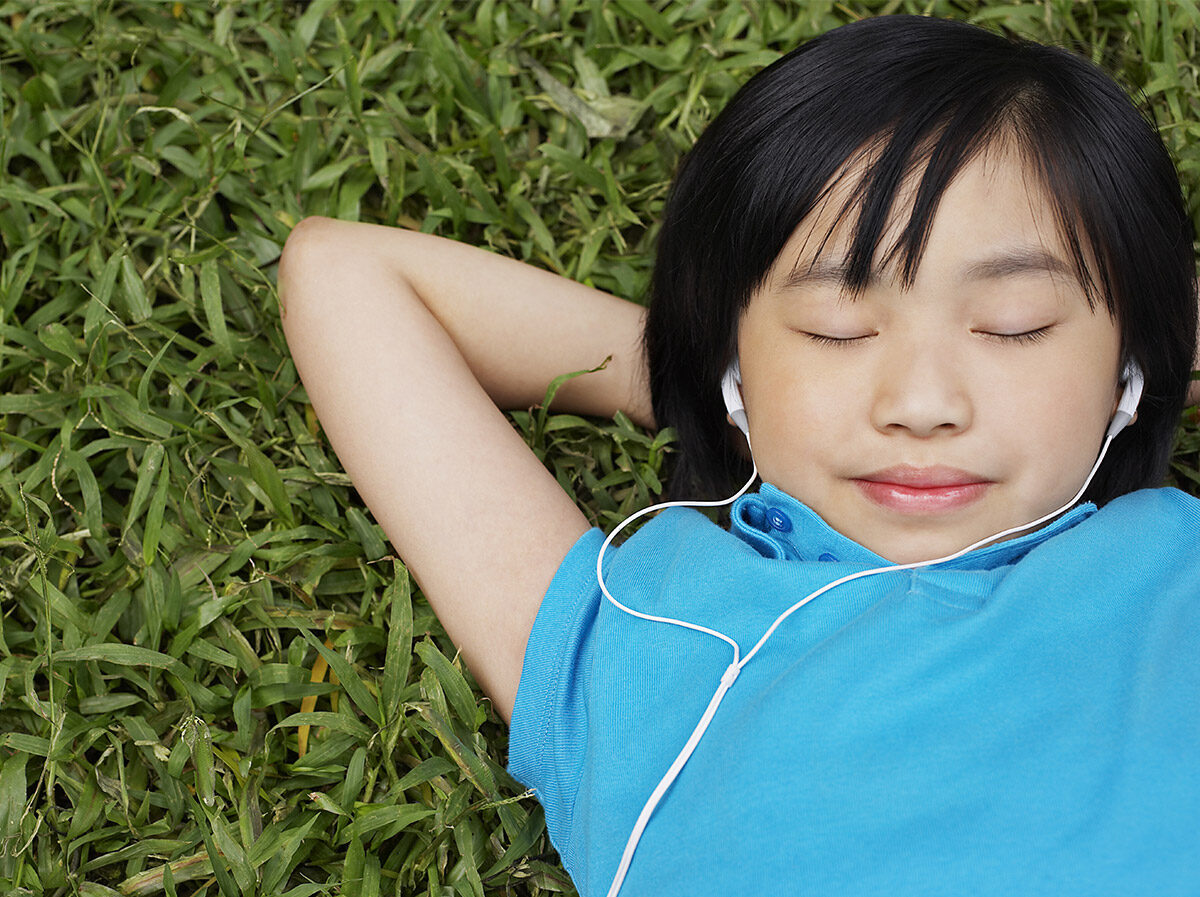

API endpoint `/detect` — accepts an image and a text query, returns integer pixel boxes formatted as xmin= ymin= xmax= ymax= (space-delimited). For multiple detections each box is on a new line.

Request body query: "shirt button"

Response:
xmin=818 ymin=552 xmax=837 ymax=562
xmin=767 ymin=508 xmax=792 ymax=533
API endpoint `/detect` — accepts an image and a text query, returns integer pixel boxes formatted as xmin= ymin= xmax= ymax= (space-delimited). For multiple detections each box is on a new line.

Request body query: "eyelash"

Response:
xmin=801 ymin=326 xmax=1056 ymax=347
xmin=980 ymin=325 xmax=1055 ymax=345
xmin=802 ymin=332 xmax=873 ymax=347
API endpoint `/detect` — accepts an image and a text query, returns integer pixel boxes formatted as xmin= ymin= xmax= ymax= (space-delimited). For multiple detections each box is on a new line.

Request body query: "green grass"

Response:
xmin=0 ymin=1 xmax=1197 ymax=895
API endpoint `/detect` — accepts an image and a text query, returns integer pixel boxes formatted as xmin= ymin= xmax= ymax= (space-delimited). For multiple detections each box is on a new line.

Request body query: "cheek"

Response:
xmin=742 ymin=367 xmax=857 ymax=464
xmin=999 ymin=375 xmax=1117 ymax=483
xmin=980 ymin=321 xmax=1121 ymax=442
xmin=739 ymin=334 xmax=858 ymax=428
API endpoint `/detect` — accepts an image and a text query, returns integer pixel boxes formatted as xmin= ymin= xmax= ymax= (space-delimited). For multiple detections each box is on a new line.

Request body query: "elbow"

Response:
xmin=278 ymin=216 xmax=340 ymax=320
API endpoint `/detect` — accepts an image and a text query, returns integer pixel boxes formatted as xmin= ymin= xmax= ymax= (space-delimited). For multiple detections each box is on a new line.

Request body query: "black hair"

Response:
xmin=646 ymin=15 xmax=1197 ymax=504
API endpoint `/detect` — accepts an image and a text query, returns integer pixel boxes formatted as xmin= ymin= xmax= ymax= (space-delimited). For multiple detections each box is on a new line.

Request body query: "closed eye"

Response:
xmin=801 ymin=331 xmax=876 ymax=347
xmin=977 ymin=325 xmax=1056 ymax=346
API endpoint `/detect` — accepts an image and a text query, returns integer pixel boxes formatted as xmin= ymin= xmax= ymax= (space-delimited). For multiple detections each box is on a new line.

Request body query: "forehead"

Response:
xmin=769 ymin=138 xmax=1091 ymax=298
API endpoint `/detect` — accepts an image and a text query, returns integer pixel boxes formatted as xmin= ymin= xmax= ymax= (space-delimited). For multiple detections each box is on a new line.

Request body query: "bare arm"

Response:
xmin=278 ymin=217 xmax=650 ymax=720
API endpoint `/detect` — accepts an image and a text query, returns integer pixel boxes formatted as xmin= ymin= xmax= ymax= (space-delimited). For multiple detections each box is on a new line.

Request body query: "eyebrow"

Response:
xmin=962 ymin=247 xmax=1078 ymax=282
xmin=779 ymin=259 xmax=856 ymax=290
xmin=780 ymin=247 xmax=1079 ymax=292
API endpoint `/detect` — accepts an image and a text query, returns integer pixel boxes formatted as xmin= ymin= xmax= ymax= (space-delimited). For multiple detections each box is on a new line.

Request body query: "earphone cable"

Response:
xmin=595 ymin=458 xmax=760 ymax=659
xmin=600 ymin=428 xmax=1122 ymax=897
xmin=737 ymin=428 xmax=1117 ymax=670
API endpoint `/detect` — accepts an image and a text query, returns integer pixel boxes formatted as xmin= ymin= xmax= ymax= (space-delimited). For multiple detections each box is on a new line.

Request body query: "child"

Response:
xmin=279 ymin=15 xmax=1200 ymax=897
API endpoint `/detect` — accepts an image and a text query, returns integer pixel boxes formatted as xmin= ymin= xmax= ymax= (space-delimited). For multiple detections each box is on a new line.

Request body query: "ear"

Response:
xmin=721 ymin=361 xmax=750 ymax=436
xmin=1107 ymin=361 xmax=1144 ymax=439
xmin=1110 ymin=381 xmax=1138 ymax=424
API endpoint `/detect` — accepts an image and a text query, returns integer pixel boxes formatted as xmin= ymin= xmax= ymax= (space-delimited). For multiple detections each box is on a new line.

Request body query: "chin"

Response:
xmin=866 ymin=542 xmax=943 ymax=565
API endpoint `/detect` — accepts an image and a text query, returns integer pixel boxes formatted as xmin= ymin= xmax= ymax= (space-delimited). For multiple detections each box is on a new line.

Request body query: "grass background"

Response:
xmin=1 ymin=0 xmax=1197 ymax=895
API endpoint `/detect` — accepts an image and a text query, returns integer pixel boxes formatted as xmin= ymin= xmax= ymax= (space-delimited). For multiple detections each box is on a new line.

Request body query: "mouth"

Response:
xmin=852 ymin=465 xmax=995 ymax=514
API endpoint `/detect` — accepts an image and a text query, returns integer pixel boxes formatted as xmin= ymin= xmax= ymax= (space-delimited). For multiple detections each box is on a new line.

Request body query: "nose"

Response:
xmin=870 ymin=346 xmax=972 ymax=437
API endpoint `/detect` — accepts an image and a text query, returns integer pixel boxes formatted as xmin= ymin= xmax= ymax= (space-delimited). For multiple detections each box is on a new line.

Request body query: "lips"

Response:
xmin=852 ymin=465 xmax=994 ymax=514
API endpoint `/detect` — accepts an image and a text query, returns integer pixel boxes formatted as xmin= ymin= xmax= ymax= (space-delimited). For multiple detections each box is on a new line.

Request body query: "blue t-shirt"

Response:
xmin=508 ymin=484 xmax=1200 ymax=896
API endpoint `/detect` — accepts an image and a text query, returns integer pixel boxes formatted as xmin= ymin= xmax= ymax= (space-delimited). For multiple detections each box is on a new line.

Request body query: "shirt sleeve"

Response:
xmin=507 ymin=526 xmax=606 ymax=867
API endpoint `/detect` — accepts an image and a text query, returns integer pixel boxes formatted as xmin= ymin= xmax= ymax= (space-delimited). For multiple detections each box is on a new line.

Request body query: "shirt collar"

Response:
xmin=732 ymin=482 xmax=1096 ymax=571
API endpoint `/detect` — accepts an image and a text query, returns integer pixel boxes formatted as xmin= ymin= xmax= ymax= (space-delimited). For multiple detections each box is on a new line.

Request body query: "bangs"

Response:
xmin=782 ymin=85 xmax=1112 ymax=316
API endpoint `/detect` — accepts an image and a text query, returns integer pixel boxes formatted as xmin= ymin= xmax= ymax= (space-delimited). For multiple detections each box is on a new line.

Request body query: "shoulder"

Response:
xmin=1030 ymin=487 xmax=1200 ymax=589
xmin=1091 ymin=486 xmax=1200 ymax=543
xmin=509 ymin=505 xmax=744 ymax=751
xmin=1103 ymin=485 xmax=1200 ymax=512
xmin=520 ymin=507 xmax=736 ymax=616
xmin=514 ymin=506 xmax=736 ymax=695
xmin=610 ymin=506 xmax=745 ymax=568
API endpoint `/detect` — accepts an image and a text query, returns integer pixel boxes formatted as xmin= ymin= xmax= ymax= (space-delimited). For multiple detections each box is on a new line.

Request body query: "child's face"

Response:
xmin=737 ymin=147 xmax=1123 ymax=563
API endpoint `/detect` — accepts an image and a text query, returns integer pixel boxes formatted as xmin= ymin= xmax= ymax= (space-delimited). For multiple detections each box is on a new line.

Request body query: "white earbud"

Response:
xmin=721 ymin=360 xmax=749 ymax=436
xmin=1106 ymin=360 xmax=1144 ymax=441
xmin=601 ymin=354 xmax=1146 ymax=897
